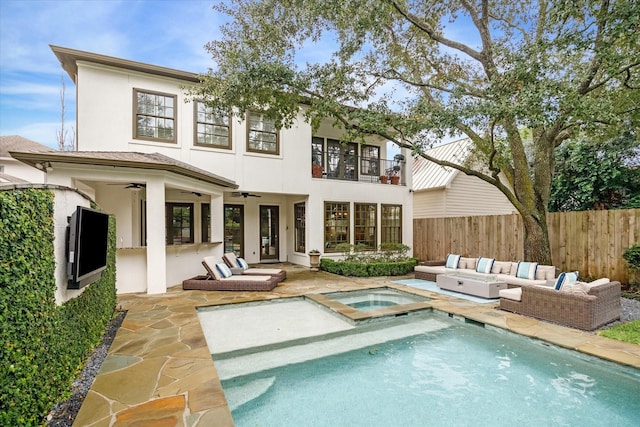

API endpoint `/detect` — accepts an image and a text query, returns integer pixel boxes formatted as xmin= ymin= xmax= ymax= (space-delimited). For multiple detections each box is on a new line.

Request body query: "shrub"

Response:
xmin=320 ymin=257 xmax=417 ymax=277
xmin=622 ymin=243 xmax=640 ymax=290
xmin=0 ymin=189 xmax=116 ymax=426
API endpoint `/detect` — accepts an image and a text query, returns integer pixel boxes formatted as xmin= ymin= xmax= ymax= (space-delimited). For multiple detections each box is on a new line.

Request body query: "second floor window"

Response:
xmin=134 ymin=89 xmax=176 ymax=143
xmin=195 ymin=102 xmax=231 ymax=148
xmin=247 ymin=111 xmax=279 ymax=154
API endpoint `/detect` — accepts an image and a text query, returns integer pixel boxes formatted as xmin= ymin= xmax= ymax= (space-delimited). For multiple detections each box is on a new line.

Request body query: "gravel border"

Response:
xmin=46 ymin=311 xmax=126 ymax=427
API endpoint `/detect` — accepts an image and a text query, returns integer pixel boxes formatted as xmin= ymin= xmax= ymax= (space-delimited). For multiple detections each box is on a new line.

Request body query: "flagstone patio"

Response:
xmin=74 ymin=264 xmax=640 ymax=426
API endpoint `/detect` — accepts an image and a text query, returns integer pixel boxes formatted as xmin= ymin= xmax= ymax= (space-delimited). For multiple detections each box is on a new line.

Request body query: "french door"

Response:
xmin=260 ymin=205 xmax=279 ymax=261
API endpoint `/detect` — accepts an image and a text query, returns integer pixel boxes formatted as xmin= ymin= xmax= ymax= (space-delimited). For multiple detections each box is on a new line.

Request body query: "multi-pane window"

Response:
xmin=324 ymin=202 xmax=349 ymax=252
xmin=134 ymin=89 xmax=176 ymax=142
xmin=354 ymin=203 xmax=377 ymax=249
xmin=360 ymin=145 xmax=380 ymax=176
xmin=166 ymin=203 xmax=193 ymax=245
xmin=195 ymin=102 xmax=230 ymax=148
xmin=381 ymin=204 xmax=402 ymax=243
xmin=327 ymin=139 xmax=357 ymax=180
xmin=247 ymin=111 xmax=279 ymax=154
xmin=201 ymin=203 xmax=211 ymax=243
xmin=294 ymin=202 xmax=306 ymax=253
xmin=311 ymin=136 xmax=325 ymax=177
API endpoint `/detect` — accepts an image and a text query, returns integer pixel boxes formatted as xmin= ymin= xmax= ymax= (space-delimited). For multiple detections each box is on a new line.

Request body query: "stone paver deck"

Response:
xmin=74 ymin=264 xmax=640 ymax=426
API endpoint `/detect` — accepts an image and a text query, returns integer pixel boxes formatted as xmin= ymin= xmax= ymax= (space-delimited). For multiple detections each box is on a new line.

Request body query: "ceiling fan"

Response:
xmin=108 ymin=183 xmax=146 ymax=190
xmin=231 ymin=191 xmax=261 ymax=198
xmin=180 ymin=191 xmax=203 ymax=197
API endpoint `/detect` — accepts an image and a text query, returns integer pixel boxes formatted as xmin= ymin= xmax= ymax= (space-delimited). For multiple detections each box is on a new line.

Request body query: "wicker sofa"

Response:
xmin=499 ymin=279 xmax=621 ymax=330
xmin=414 ymin=257 xmax=557 ymax=287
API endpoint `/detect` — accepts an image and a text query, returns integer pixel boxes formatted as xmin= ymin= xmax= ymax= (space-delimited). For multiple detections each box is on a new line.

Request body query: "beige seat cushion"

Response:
xmin=499 ymin=287 xmax=522 ymax=301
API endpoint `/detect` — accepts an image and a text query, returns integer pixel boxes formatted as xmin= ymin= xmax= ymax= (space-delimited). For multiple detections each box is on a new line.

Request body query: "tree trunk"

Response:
xmin=521 ymin=209 xmax=552 ymax=265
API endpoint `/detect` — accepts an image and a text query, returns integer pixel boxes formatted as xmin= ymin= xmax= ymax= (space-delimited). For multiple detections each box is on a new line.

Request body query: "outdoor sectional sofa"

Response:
xmin=414 ymin=257 xmax=557 ymax=287
xmin=499 ymin=279 xmax=621 ymax=330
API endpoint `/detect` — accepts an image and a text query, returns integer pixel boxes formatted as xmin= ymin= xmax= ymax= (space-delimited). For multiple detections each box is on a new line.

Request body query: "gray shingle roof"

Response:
xmin=0 ymin=135 xmax=54 ymax=157
xmin=8 ymin=150 xmax=238 ymax=189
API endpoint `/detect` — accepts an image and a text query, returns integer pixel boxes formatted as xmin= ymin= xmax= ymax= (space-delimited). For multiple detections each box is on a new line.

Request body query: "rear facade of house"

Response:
xmin=46 ymin=46 xmax=413 ymax=294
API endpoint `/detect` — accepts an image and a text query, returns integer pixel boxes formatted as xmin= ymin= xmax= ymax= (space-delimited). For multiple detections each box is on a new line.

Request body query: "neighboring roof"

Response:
xmin=9 ymin=150 xmax=238 ymax=189
xmin=50 ymin=45 xmax=200 ymax=84
xmin=1 ymin=135 xmax=54 ymax=157
xmin=412 ymin=138 xmax=472 ymax=191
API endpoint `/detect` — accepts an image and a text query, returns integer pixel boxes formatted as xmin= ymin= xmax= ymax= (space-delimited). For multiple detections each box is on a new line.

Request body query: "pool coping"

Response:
xmin=72 ymin=268 xmax=640 ymax=426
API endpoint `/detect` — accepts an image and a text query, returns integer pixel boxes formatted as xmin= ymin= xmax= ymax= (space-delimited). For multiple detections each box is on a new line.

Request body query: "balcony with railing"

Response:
xmin=311 ymin=152 xmax=406 ymax=185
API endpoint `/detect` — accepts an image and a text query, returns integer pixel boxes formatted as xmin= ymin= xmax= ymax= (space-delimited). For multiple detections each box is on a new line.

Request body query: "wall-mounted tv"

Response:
xmin=67 ymin=206 xmax=109 ymax=289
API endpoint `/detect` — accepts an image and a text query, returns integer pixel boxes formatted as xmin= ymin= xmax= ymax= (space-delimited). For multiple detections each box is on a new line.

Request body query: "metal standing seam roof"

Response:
xmin=8 ymin=150 xmax=238 ymax=189
xmin=411 ymin=138 xmax=472 ymax=191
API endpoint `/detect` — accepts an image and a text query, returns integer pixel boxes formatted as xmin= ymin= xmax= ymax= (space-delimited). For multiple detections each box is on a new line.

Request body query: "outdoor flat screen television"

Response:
xmin=67 ymin=206 xmax=109 ymax=289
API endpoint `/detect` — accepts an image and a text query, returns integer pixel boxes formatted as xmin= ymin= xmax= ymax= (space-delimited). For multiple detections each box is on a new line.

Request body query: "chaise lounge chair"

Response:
xmin=182 ymin=256 xmax=279 ymax=291
xmin=222 ymin=252 xmax=286 ymax=282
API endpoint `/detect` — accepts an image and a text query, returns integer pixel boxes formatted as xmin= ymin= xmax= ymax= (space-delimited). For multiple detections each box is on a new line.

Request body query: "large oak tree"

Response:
xmin=191 ymin=0 xmax=640 ymax=264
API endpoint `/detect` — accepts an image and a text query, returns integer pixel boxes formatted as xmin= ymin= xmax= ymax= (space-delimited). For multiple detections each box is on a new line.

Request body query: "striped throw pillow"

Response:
xmin=555 ymin=271 xmax=578 ymax=290
xmin=476 ymin=257 xmax=495 ymax=274
xmin=516 ymin=262 xmax=538 ymax=280
xmin=216 ymin=263 xmax=233 ymax=278
xmin=445 ymin=254 xmax=461 ymax=269
xmin=237 ymin=257 xmax=249 ymax=270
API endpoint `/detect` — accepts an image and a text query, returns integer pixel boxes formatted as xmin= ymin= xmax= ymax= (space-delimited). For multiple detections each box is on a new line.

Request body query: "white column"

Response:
xmin=145 ymin=177 xmax=167 ymax=294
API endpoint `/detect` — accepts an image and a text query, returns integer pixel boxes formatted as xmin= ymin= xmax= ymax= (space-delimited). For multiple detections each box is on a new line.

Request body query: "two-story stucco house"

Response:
xmin=11 ymin=45 xmax=413 ymax=295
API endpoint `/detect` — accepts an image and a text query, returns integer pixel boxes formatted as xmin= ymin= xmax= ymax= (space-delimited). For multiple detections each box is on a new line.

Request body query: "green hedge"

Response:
xmin=320 ymin=258 xmax=418 ymax=277
xmin=0 ymin=188 xmax=116 ymax=426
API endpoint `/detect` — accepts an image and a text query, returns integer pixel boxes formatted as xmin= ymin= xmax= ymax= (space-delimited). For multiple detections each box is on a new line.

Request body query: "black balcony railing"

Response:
xmin=311 ymin=153 xmax=406 ymax=185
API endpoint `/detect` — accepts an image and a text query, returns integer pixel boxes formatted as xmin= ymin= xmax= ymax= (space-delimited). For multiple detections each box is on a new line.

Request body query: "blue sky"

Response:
xmin=0 ymin=0 xmax=227 ymax=148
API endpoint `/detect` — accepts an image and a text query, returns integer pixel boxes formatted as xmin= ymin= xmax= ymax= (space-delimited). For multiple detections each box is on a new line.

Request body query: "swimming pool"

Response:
xmin=219 ymin=313 xmax=640 ymax=426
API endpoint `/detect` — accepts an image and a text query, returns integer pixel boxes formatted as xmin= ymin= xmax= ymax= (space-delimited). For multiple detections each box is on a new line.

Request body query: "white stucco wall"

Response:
xmin=1 ymin=157 xmax=47 ymax=183
xmin=50 ymin=187 xmax=94 ymax=305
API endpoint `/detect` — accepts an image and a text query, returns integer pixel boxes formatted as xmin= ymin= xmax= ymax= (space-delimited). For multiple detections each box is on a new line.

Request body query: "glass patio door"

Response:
xmin=224 ymin=204 xmax=244 ymax=257
xmin=260 ymin=205 xmax=279 ymax=261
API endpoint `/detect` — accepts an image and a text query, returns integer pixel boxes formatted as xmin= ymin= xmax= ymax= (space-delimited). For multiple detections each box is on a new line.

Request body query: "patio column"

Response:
xmin=145 ymin=177 xmax=167 ymax=294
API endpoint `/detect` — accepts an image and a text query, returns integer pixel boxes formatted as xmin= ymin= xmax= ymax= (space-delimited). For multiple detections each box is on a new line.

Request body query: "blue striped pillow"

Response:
xmin=237 ymin=257 xmax=249 ymax=270
xmin=216 ymin=263 xmax=233 ymax=279
xmin=445 ymin=254 xmax=461 ymax=269
xmin=476 ymin=257 xmax=495 ymax=274
xmin=555 ymin=271 xmax=578 ymax=290
xmin=516 ymin=262 xmax=538 ymax=280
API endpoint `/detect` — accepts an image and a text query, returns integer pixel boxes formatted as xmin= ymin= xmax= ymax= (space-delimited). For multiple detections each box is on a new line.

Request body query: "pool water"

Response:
xmin=348 ymin=300 xmax=397 ymax=310
xmin=325 ymin=288 xmax=428 ymax=311
xmin=224 ymin=316 xmax=640 ymax=426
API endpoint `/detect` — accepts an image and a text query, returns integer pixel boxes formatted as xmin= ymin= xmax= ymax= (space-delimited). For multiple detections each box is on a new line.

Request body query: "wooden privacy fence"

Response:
xmin=413 ymin=209 xmax=639 ymax=284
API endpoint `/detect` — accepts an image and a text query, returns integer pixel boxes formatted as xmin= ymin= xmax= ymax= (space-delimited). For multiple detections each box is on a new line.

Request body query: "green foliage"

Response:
xmin=320 ymin=257 xmax=417 ymax=277
xmin=194 ymin=0 xmax=640 ymax=264
xmin=0 ymin=189 xmax=116 ymax=426
xmin=622 ymin=243 xmax=640 ymax=290
xmin=334 ymin=243 xmax=410 ymax=263
xmin=549 ymin=131 xmax=640 ymax=212
xmin=598 ymin=319 xmax=640 ymax=344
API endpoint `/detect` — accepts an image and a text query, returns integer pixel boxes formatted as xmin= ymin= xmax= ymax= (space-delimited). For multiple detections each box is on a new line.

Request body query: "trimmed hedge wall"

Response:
xmin=320 ymin=258 xmax=418 ymax=277
xmin=0 ymin=188 xmax=117 ymax=426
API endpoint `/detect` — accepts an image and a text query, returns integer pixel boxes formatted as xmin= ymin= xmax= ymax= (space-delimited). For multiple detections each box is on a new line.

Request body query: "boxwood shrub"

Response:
xmin=320 ymin=257 xmax=418 ymax=277
xmin=0 ymin=188 xmax=116 ymax=426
